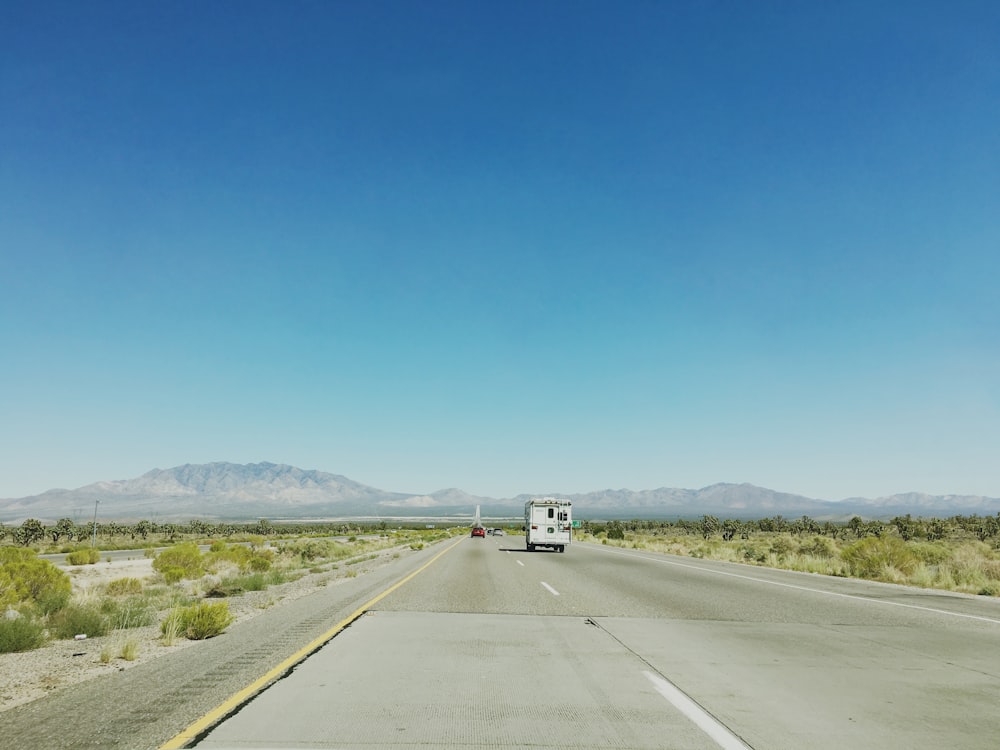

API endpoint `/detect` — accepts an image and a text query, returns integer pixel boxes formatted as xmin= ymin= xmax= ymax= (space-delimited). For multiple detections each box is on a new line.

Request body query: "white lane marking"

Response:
xmin=592 ymin=545 xmax=1000 ymax=625
xmin=516 ymin=560 xmax=525 ymax=567
xmin=644 ymin=671 xmax=751 ymax=750
xmin=541 ymin=581 xmax=560 ymax=596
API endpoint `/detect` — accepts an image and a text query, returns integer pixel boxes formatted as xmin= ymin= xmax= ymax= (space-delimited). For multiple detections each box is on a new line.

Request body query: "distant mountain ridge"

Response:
xmin=1 ymin=462 xmax=998 ymax=524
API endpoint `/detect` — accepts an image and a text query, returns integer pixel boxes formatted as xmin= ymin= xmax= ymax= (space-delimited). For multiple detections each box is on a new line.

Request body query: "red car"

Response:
xmin=471 ymin=527 xmax=485 ymax=538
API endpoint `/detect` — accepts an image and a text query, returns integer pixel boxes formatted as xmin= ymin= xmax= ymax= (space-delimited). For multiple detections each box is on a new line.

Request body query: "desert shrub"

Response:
xmin=35 ymin=586 xmax=72 ymax=615
xmin=739 ymin=544 xmax=767 ymax=563
xmin=841 ymin=537 xmax=918 ymax=579
xmin=105 ymin=577 xmax=143 ymax=596
xmin=605 ymin=522 xmax=625 ymax=541
xmin=66 ymin=548 xmax=101 ymax=565
xmin=769 ymin=536 xmax=795 ymax=557
xmin=982 ymin=559 xmax=1000 ymax=581
xmin=0 ymin=614 xmax=47 ymax=653
xmin=234 ymin=573 xmax=268 ymax=592
xmin=938 ymin=542 xmax=997 ymax=591
xmin=50 ymin=603 xmax=110 ymax=639
xmin=799 ymin=536 xmax=836 ymax=558
xmin=159 ymin=566 xmax=187 ymax=584
xmin=908 ymin=541 xmax=951 ymax=566
xmin=161 ymin=601 xmax=235 ymax=640
xmin=0 ymin=547 xmax=72 ymax=609
xmin=281 ymin=539 xmax=352 ymax=563
xmin=207 ymin=543 xmax=274 ymax=573
xmin=103 ymin=596 xmax=157 ymax=629
xmin=205 ymin=569 xmax=288 ymax=598
xmin=153 ymin=543 xmax=204 ymax=582
xmin=247 ymin=554 xmax=271 ymax=571
xmin=119 ymin=638 xmax=139 ymax=661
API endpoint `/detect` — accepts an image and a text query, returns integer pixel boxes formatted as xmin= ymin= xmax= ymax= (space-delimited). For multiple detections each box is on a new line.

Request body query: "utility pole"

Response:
xmin=91 ymin=500 xmax=100 ymax=548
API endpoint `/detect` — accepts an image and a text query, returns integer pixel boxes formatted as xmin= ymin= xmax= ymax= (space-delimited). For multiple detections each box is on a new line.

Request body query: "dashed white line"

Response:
xmin=516 ymin=560 xmax=525 ymax=567
xmin=643 ymin=671 xmax=751 ymax=750
xmin=540 ymin=581 xmax=560 ymax=596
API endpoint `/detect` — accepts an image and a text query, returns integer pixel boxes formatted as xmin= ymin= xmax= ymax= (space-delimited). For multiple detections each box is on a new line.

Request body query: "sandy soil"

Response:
xmin=0 ymin=549 xmax=400 ymax=713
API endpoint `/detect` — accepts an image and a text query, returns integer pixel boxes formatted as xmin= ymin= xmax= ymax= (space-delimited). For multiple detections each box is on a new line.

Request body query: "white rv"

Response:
xmin=524 ymin=497 xmax=572 ymax=553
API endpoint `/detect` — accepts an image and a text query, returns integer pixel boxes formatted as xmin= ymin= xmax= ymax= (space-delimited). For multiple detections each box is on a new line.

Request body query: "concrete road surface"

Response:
xmin=191 ymin=535 xmax=1000 ymax=749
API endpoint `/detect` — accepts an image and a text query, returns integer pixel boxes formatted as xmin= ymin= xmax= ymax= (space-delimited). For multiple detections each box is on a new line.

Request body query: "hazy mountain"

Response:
xmin=0 ymin=462 xmax=413 ymax=523
xmin=1 ymin=462 xmax=998 ymax=524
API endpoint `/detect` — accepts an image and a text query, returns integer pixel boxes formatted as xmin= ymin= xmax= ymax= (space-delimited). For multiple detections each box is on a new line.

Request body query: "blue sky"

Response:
xmin=2 ymin=1 xmax=998 ymax=501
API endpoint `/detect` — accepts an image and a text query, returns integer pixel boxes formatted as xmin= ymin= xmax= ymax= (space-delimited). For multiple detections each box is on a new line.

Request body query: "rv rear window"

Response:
xmin=548 ymin=507 xmax=554 ymax=519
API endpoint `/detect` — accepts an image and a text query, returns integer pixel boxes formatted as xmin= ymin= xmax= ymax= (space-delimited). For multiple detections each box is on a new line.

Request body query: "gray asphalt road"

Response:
xmin=195 ymin=535 xmax=1000 ymax=750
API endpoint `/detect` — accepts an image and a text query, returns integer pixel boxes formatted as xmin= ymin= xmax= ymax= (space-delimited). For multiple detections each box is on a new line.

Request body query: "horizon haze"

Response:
xmin=2 ymin=461 xmax=999 ymax=525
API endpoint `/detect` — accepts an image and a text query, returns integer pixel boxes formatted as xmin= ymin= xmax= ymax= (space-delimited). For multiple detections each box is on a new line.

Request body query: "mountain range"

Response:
xmin=1 ymin=462 xmax=999 ymax=524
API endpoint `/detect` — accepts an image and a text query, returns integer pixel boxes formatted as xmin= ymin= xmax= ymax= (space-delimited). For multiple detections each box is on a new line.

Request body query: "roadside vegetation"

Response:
xmin=580 ymin=514 xmax=1000 ymax=597
xmin=0 ymin=522 xmax=460 ymax=654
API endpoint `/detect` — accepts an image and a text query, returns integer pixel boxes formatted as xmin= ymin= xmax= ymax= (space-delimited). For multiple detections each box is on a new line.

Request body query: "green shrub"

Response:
xmin=161 ymin=601 xmax=235 ymax=640
xmin=153 ymin=543 xmax=204 ymax=582
xmin=103 ymin=596 xmax=157 ymax=629
xmin=105 ymin=577 xmax=143 ymax=596
xmin=841 ymin=537 xmax=918 ymax=579
xmin=281 ymin=539 xmax=352 ymax=563
xmin=205 ymin=569 xmax=288 ymax=598
xmin=120 ymin=638 xmax=139 ymax=661
xmin=206 ymin=542 xmax=274 ymax=573
xmin=0 ymin=614 xmax=47 ymax=653
xmin=66 ymin=548 xmax=101 ymax=565
xmin=159 ymin=566 xmax=187 ymax=584
xmin=0 ymin=547 xmax=72 ymax=609
xmin=769 ymin=537 xmax=794 ymax=557
xmin=247 ymin=555 xmax=271 ymax=572
xmin=50 ymin=603 xmax=110 ymax=639
xmin=909 ymin=541 xmax=951 ymax=566
xmin=799 ymin=536 xmax=836 ymax=558
xmin=228 ymin=573 xmax=266 ymax=592
xmin=35 ymin=586 xmax=71 ymax=616
xmin=738 ymin=544 xmax=767 ymax=563
xmin=605 ymin=522 xmax=625 ymax=541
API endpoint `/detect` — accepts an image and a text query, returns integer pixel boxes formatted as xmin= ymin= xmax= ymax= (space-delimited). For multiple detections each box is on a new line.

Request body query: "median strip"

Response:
xmin=159 ymin=536 xmax=464 ymax=749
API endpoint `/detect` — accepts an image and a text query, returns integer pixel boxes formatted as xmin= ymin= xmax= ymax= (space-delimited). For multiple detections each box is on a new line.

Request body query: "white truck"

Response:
xmin=524 ymin=497 xmax=572 ymax=553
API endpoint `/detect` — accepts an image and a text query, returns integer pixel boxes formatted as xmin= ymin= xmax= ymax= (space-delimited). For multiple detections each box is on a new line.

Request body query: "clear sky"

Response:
xmin=2 ymin=1 xmax=998 ymax=501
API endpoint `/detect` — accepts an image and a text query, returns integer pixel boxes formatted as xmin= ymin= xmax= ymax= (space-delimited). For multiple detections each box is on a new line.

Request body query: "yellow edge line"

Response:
xmin=160 ymin=536 xmax=464 ymax=749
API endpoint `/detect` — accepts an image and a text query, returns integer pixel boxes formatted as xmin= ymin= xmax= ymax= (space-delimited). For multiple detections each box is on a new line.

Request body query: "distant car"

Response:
xmin=493 ymin=529 xmax=504 ymax=536
xmin=471 ymin=527 xmax=485 ymax=538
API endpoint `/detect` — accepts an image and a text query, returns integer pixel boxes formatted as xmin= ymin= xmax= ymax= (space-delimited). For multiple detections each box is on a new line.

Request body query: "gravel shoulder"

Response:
xmin=0 ymin=544 xmax=414 ymax=714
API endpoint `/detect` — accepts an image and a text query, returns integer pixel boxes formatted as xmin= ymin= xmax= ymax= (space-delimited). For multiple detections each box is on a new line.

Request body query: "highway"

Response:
xmin=188 ymin=534 xmax=1000 ymax=749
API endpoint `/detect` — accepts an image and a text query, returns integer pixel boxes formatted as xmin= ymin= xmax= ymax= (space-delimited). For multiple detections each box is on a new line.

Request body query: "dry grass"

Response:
xmin=582 ymin=532 xmax=1000 ymax=596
